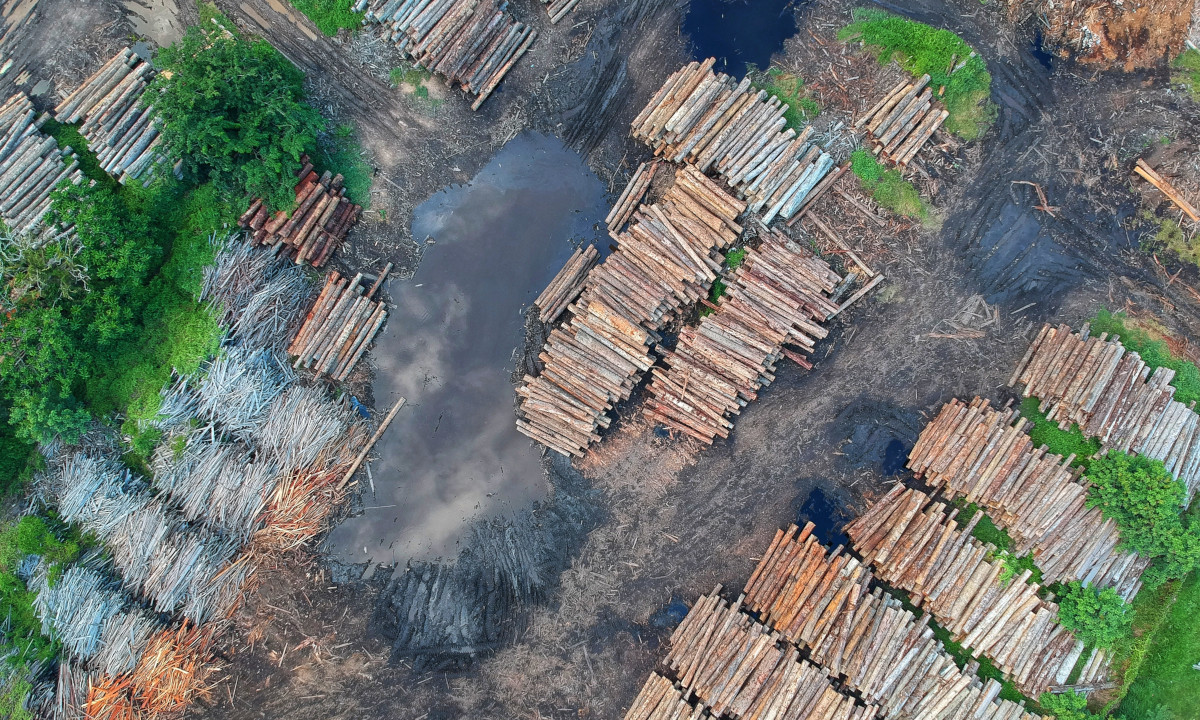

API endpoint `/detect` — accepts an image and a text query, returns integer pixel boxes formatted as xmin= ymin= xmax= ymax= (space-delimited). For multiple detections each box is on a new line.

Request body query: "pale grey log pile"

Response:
xmin=541 ymin=0 xmax=580 ymax=24
xmin=0 ymin=92 xmax=83 ymax=239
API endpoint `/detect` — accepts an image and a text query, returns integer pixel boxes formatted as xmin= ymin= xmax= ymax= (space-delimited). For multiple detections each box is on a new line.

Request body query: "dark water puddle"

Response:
xmin=882 ymin=438 xmax=910 ymax=476
xmin=684 ymin=0 xmax=801 ymax=77
xmin=1030 ymin=30 xmax=1054 ymax=71
xmin=795 ymin=486 xmax=853 ymax=547
xmin=325 ymin=132 xmax=609 ymax=568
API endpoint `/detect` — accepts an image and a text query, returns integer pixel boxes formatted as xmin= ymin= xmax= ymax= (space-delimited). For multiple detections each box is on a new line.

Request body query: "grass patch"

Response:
xmin=1118 ymin=570 xmax=1200 ymax=719
xmin=1105 ymin=578 xmax=1179 ymax=715
xmin=750 ymin=67 xmax=820 ymax=131
xmin=288 ymin=0 xmax=363 ymax=36
xmin=701 ymin=247 xmax=747 ymax=317
xmin=950 ymin=500 xmax=1043 ymax=585
xmin=1152 ymin=217 xmax=1199 ymax=267
xmin=1173 ymin=49 xmax=1200 ymax=102
xmin=1018 ymin=397 xmax=1100 ymax=469
xmin=849 ymin=148 xmax=927 ymax=218
xmin=390 ymin=63 xmax=431 ymax=88
xmin=314 ymin=123 xmax=372 ymax=208
xmin=838 ymin=7 xmax=994 ymax=140
xmin=38 ymin=120 xmax=117 ymax=187
xmin=1091 ymin=309 xmax=1200 ymax=405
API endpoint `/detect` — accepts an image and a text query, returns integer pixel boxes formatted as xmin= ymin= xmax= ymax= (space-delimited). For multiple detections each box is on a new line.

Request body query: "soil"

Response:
xmin=5 ymin=0 xmax=1200 ymax=719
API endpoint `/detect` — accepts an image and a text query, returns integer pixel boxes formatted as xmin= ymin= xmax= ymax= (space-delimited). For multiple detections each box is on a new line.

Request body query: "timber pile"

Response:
xmin=356 ymin=0 xmax=536 ymax=110
xmin=53 ymin=47 xmax=167 ymax=184
xmin=643 ymin=230 xmax=842 ymax=443
xmin=0 ymin=92 xmax=83 ymax=238
xmin=743 ymin=523 xmax=1041 ymax=720
xmin=607 ymin=160 xmax=659 ymax=233
xmin=534 ymin=245 xmax=599 ymax=323
xmin=632 ymin=60 xmax=836 ymax=222
xmin=542 ymin=0 xmax=580 ymax=24
xmin=854 ymin=75 xmax=949 ymax=166
xmin=286 ymin=268 xmax=389 ymax=379
xmin=845 ymin=485 xmax=1090 ymax=695
xmin=624 ymin=674 xmax=712 ymax=720
xmin=663 ymin=592 xmax=877 ymax=720
xmin=516 ymin=167 xmax=746 ymax=456
xmin=239 ymin=159 xmax=362 ymax=268
xmin=1009 ymin=323 xmax=1200 ymax=501
xmin=1133 ymin=158 xmax=1200 ymax=222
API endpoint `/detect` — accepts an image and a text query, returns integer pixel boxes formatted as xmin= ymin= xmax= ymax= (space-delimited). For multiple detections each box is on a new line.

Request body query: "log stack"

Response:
xmin=909 ymin=396 xmax=1149 ymax=599
xmin=643 ymin=230 xmax=842 ymax=443
xmin=1009 ymin=323 xmax=1200 ymax=502
xmin=287 ymin=268 xmax=389 ymax=380
xmin=607 ymin=160 xmax=659 ymax=233
xmin=534 ymin=244 xmax=599 ymax=323
xmin=0 ymin=92 xmax=83 ymax=238
xmin=53 ymin=47 xmax=167 ymax=184
xmin=356 ymin=0 xmax=537 ymax=110
xmin=516 ymin=167 xmax=746 ymax=456
xmin=854 ymin=75 xmax=949 ymax=166
xmin=624 ymin=674 xmax=713 ymax=720
xmin=542 ymin=0 xmax=581 ymax=24
xmin=632 ymin=60 xmax=836 ymax=222
xmin=238 ymin=157 xmax=362 ymax=268
xmin=845 ymin=485 xmax=1091 ymax=696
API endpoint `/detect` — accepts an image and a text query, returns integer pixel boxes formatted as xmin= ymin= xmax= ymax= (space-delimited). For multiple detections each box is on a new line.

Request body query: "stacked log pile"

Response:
xmin=643 ymin=230 xmax=842 ymax=443
xmin=0 ymin=92 xmax=83 ymax=238
xmin=356 ymin=0 xmax=536 ymax=110
xmin=624 ymin=674 xmax=713 ymax=720
xmin=542 ymin=0 xmax=580 ymax=24
xmin=607 ymin=160 xmax=659 ymax=233
xmin=516 ymin=167 xmax=746 ymax=456
xmin=845 ymin=485 xmax=1089 ymax=695
xmin=742 ymin=523 xmax=1042 ymax=720
xmin=854 ymin=75 xmax=949 ymax=166
xmin=534 ymin=245 xmax=599 ymax=323
xmin=239 ymin=159 xmax=363 ymax=268
xmin=632 ymin=60 xmax=836 ymax=222
xmin=908 ymin=396 xmax=1149 ymax=599
xmin=53 ymin=47 xmax=167 ymax=184
xmin=1009 ymin=323 xmax=1200 ymax=501
xmin=286 ymin=268 xmax=389 ymax=380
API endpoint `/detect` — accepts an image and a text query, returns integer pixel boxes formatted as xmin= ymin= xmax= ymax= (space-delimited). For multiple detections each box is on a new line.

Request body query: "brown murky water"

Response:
xmin=325 ymin=132 xmax=609 ymax=568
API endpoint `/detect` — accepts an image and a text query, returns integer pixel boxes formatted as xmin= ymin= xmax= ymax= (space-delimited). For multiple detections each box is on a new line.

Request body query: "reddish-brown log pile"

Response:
xmin=644 ymin=230 xmax=842 ymax=443
xmin=743 ymin=522 xmax=1043 ymax=720
xmin=909 ymin=396 xmax=1149 ymax=599
xmin=632 ymin=60 xmax=836 ymax=222
xmin=854 ymin=74 xmax=949 ymax=166
xmin=357 ymin=0 xmax=536 ymax=110
xmin=541 ymin=0 xmax=580 ymax=24
xmin=624 ymin=674 xmax=713 ymax=720
xmin=0 ymin=92 xmax=83 ymax=238
xmin=287 ymin=268 xmax=389 ymax=380
xmin=845 ymin=485 xmax=1090 ymax=695
xmin=1010 ymin=323 xmax=1200 ymax=501
xmin=238 ymin=158 xmax=361 ymax=268
xmin=607 ymin=160 xmax=660 ymax=233
xmin=534 ymin=244 xmax=599 ymax=324
xmin=516 ymin=167 xmax=747 ymax=457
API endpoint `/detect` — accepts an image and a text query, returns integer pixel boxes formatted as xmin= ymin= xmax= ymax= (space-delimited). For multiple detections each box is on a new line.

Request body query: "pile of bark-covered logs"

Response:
xmin=909 ymin=396 xmax=1149 ymax=599
xmin=534 ymin=244 xmax=598 ymax=323
xmin=287 ymin=267 xmax=390 ymax=380
xmin=845 ymin=485 xmax=1093 ymax=695
xmin=607 ymin=160 xmax=659 ymax=233
xmin=854 ymin=75 xmax=949 ymax=166
xmin=516 ymin=166 xmax=746 ymax=456
xmin=238 ymin=157 xmax=362 ymax=268
xmin=632 ymin=59 xmax=835 ymax=223
xmin=53 ymin=47 xmax=168 ymax=185
xmin=643 ymin=229 xmax=842 ymax=443
xmin=541 ymin=0 xmax=580 ymax=24
xmin=356 ymin=0 xmax=536 ymax=110
xmin=743 ymin=523 xmax=1043 ymax=719
xmin=0 ymin=92 xmax=83 ymax=238
xmin=1010 ymin=323 xmax=1200 ymax=501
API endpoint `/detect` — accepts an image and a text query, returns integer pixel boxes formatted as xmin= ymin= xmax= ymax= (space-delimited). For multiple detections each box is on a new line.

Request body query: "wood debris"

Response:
xmin=1009 ymin=323 xmax=1200 ymax=501
xmin=541 ymin=0 xmax=581 ymax=24
xmin=534 ymin=244 xmax=599 ymax=323
xmin=1132 ymin=158 xmax=1198 ymax=222
xmin=356 ymin=0 xmax=537 ymax=110
xmin=0 ymin=92 xmax=83 ymax=239
xmin=854 ymin=74 xmax=949 ymax=166
xmin=632 ymin=59 xmax=836 ymax=222
xmin=287 ymin=268 xmax=389 ymax=380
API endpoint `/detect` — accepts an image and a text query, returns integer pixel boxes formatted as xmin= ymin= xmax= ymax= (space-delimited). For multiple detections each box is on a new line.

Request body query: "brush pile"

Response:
xmin=1010 ymin=323 xmax=1200 ymax=501
xmin=53 ymin=47 xmax=168 ymax=185
xmin=356 ymin=0 xmax=537 ymax=110
xmin=845 ymin=485 xmax=1090 ymax=695
xmin=534 ymin=245 xmax=599 ymax=323
xmin=239 ymin=158 xmax=363 ymax=268
xmin=199 ymin=236 xmax=310 ymax=353
xmin=854 ymin=75 xmax=948 ymax=166
xmin=632 ymin=59 xmax=835 ymax=222
xmin=909 ymin=396 xmax=1148 ymax=599
xmin=287 ymin=267 xmax=389 ymax=380
xmin=644 ymin=230 xmax=842 ymax=443
xmin=0 ymin=92 xmax=83 ymax=239
xmin=516 ymin=167 xmax=746 ymax=456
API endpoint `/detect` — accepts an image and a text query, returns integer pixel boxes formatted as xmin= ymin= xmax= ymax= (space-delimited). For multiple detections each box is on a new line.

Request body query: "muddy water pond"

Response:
xmin=684 ymin=0 xmax=801 ymax=76
xmin=325 ymin=132 xmax=608 ymax=569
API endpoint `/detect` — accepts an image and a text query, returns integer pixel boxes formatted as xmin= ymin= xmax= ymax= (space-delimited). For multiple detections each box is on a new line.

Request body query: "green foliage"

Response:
xmin=313 ymin=123 xmax=372 ymax=208
xmin=1056 ymin=580 xmax=1133 ymax=649
xmin=1086 ymin=451 xmax=1200 ymax=586
xmin=0 ymin=669 xmax=34 ymax=720
xmin=701 ymin=248 xmax=749 ymax=316
xmin=996 ymin=549 xmax=1042 ymax=586
xmin=838 ymin=7 xmax=994 ymax=139
xmin=725 ymin=247 xmax=747 ymax=271
xmin=955 ymin=501 xmax=1012 ymax=549
xmin=1173 ymin=49 xmax=1200 ymax=102
xmin=288 ymin=0 xmax=364 ymax=36
xmin=38 ymin=119 xmax=118 ymax=187
xmin=150 ymin=24 xmax=324 ymax=210
xmin=750 ymin=67 xmax=820 ymax=130
xmin=390 ymin=63 xmax=431 ymax=88
xmin=1019 ymin=397 xmax=1100 ymax=469
xmin=849 ymin=149 xmax=927 ymax=218
xmin=1119 ymin=570 xmax=1200 ymax=719
xmin=1039 ymin=691 xmax=1103 ymax=720
xmin=1091 ymin=309 xmax=1200 ymax=405
xmin=1152 ymin=218 xmax=1200 ymax=266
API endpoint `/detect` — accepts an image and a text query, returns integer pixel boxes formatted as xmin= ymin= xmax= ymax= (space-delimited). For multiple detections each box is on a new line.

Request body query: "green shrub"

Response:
xmin=849 ymin=149 xmax=926 ymax=218
xmin=1039 ymin=691 xmax=1102 ymax=720
xmin=38 ymin=119 xmax=117 ymax=187
xmin=289 ymin=0 xmax=364 ymax=36
xmin=1056 ymin=580 xmax=1133 ymax=649
xmin=1091 ymin=309 xmax=1200 ymax=405
xmin=1173 ymin=49 xmax=1200 ymax=102
xmin=750 ymin=67 xmax=820 ymax=130
xmin=838 ymin=8 xmax=994 ymax=140
xmin=1118 ymin=571 xmax=1200 ymax=719
xmin=1019 ymin=397 xmax=1100 ymax=469
xmin=701 ymin=247 xmax=749 ymax=316
xmin=313 ymin=123 xmax=372 ymax=208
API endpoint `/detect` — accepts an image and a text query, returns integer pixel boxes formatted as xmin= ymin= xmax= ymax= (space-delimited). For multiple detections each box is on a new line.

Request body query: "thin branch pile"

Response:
xmin=631 ymin=59 xmax=836 ymax=222
xmin=853 ymin=75 xmax=949 ymax=166
xmin=1009 ymin=323 xmax=1200 ymax=502
xmin=0 ymin=92 xmax=83 ymax=239
xmin=286 ymin=267 xmax=389 ymax=380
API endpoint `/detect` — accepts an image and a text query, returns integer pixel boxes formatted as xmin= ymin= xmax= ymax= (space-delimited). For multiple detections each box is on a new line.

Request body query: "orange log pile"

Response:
xmin=853 ymin=74 xmax=949 ymax=166
xmin=287 ymin=267 xmax=389 ymax=381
